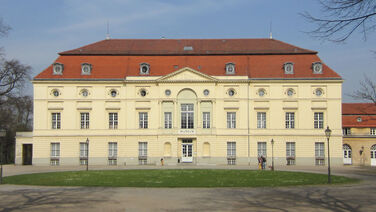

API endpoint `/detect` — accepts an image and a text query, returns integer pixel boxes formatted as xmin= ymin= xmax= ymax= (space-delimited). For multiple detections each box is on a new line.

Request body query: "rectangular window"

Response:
xmin=314 ymin=112 xmax=324 ymax=129
xmin=79 ymin=142 xmax=88 ymax=165
xmin=315 ymin=142 xmax=325 ymax=165
xmin=139 ymin=112 xmax=148 ymax=129
xmin=227 ymin=142 xmax=236 ymax=165
xmin=257 ymin=142 xmax=267 ymax=157
xmin=285 ymin=112 xmax=295 ymax=129
xmin=203 ymin=112 xmax=210 ymax=129
xmin=227 ymin=112 xmax=236 ymax=128
xmin=52 ymin=113 xmax=61 ymax=129
xmin=181 ymin=104 xmax=194 ymax=129
xmin=108 ymin=142 xmax=117 ymax=165
xmin=109 ymin=113 xmax=118 ymax=129
xmin=286 ymin=142 xmax=296 ymax=165
xmin=138 ymin=142 xmax=148 ymax=165
xmin=257 ymin=112 xmax=266 ymax=128
xmin=370 ymin=128 xmax=376 ymax=135
xmin=343 ymin=128 xmax=351 ymax=135
xmin=50 ymin=143 xmax=60 ymax=166
xmin=80 ymin=112 xmax=89 ymax=129
xmin=164 ymin=112 xmax=172 ymax=129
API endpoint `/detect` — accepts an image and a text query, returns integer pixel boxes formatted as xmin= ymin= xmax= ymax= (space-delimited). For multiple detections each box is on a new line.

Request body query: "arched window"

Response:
xmin=371 ymin=145 xmax=376 ymax=166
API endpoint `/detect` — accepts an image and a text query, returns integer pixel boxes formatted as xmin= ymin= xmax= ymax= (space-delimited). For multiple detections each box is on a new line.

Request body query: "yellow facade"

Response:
xmin=16 ymin=67 xmax=343 ymax=167
xmin=343 ymin=128 xmax=376 ymax=166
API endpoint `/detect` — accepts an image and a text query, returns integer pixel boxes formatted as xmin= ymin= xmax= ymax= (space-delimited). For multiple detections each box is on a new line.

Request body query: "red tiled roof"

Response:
xmin=342 ymin=103 xmax=376 ymax=127
xmin=342 ymin=103 xmax=376 ymax=115
xmin=59 ymin=39 xmax=317 ymax=55
xmin=34 ymin=54 xmax=340 ymax=80
xmin=34 ymin=39 xmax=341 ymax=80
xmin=342 ymin=115 xmax=376 ymax=127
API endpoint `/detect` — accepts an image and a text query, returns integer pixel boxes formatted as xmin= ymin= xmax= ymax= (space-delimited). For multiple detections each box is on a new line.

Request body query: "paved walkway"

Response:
xmin=1 ymin=165 xmax=375 ymax=212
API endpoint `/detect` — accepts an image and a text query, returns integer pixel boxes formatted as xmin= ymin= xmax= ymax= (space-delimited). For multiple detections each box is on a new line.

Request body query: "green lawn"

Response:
xmin=2 ymin=169 xmax=359 ymax=187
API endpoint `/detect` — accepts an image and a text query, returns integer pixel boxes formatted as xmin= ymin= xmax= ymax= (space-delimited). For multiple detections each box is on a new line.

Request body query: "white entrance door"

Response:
xmin=371 ymin=145 xmax=376 ymax=166
xmin=343 ymin=144 xmax=352 ymax=165
xmin=182 ymin=140 xmax=193 ymax=163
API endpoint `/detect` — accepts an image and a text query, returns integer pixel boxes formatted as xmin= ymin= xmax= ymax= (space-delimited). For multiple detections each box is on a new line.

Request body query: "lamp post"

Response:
xmin=271 ymin=138 xmax=274 ymax=171
xmin=86 ymin=138 xmax=89 ymax=171
xmin=325 ymin=126 xmax=332 ymax=184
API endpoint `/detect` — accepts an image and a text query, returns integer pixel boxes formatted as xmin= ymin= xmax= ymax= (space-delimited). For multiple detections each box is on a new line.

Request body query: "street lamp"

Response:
xmin=325 ymin=126 xmax=332 ymax=184
xmin=271 ymin=138 xmax=274 ymax=171
xmin=86 ymin=138 xmax=89 ymax=171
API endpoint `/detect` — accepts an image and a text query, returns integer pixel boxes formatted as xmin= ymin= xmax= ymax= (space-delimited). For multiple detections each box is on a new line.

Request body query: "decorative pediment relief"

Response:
xmin=157 ymin=67 xmax=218 ymax=82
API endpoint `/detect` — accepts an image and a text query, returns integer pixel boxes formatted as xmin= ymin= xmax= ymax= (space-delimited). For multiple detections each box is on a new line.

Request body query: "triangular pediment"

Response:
xmin=157 ymin=67 xmax=218 ymax=82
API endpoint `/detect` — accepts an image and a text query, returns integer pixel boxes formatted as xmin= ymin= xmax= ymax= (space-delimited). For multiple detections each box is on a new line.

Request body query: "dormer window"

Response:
xmin=81 ymin=63 xmax=92 ymax=75
xmin=312 ymin=62 xmax=323 ymax=74
xmin=53 ymin=63 xmax=64 ymax=75
xmin=140 ymin=63 xmax=150 ymax=75
xmin=284 ymin=62 xmax=294 ymax=74
xmin=226 ymin=63 xmax=235 ymax=75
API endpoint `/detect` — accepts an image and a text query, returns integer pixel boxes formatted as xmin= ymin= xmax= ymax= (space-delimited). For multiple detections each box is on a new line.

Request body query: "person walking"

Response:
xmin=261 ymin=155 xmax=266 ymax=170
xmin=258 ymin=156 xmax=262 ymax=170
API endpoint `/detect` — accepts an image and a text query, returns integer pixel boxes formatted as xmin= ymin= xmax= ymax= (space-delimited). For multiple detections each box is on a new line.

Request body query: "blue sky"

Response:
xmin=1 ymin=0 xmax=375 ymax=102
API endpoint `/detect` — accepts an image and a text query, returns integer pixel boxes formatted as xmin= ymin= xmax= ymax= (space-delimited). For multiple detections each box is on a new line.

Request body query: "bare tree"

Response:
xmin=350 ymin=76 xmax=376 ymax=104
xmin=0 ymin=18 xmax=11 ymax=56
xmin=0 ymin=59 xmax=31 ymax=100
xmin=0 ymin=18 xmax=32 ymax=163
xmin=0 ymin=18 xmax=10 ymax=37
xmin=302 ymin=0 xmax=376 ymax=42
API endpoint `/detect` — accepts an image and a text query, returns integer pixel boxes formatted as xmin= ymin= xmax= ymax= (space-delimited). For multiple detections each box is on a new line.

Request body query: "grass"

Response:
xmin=2 ymin=169 xmax=359 ymax=187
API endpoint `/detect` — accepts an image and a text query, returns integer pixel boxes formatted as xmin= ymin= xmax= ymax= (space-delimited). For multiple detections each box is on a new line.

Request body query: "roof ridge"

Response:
xmin=58 ymin=38 xmax=318 ymax=56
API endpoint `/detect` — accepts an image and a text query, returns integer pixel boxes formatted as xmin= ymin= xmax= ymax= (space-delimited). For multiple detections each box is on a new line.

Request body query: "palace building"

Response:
xmin=342 ymin=103 xmax=376 ymax=166
xmin=15 ymin=38 xmax=343 ymax=167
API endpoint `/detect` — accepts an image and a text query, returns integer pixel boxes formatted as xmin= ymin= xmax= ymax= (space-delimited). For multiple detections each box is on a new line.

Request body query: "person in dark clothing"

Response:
xmin=261 ymin=156 xmax=266 ymax=170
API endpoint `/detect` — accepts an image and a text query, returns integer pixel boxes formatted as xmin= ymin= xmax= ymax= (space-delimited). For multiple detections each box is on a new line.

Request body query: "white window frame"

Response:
xmin=285 ymin=112 xmax=295 ymax=129
xmin=257 ymin=142 xmax=267 ymax=157
xmin=181 ymin=104 xmax=194 ymax=129
xmin=227 ymin=112 xmax=236 ymax=129
xmin=139 ymin=142 xmax=148 ymax=165
xmin=314 ymin=112 xmax=324 ymax=129
xmin=109 ymin=113 xmax=118 ymax=129
xmin=343 ymin=128 xmax=351 ymax=135
xmin=203 ymin=112 xmax=210 ymax=129
xmin=286 ymin=142 xmax=296 ymax=165
xmin=50 ymin=142 xmax=60 ymax=165
xmin=164 ymin=112 xmax=172 ymax=129
xmin=108 ymin=142 xmax=117 ymax=165
xmin=139 ymin=142 xmax=148 ymax=157
xmin=108 ymin=142 xmax=117 ymax=158
xmin=80 ymin=112 xmax=90 ymax=129
xmin=139 ymin=112 xmax=148 ymax=129
xmin=370 ymin=128 xmax=376 ymax=135
xmin=51 ymin=143 xmax=60 ymax=158
xmin=227 ymin=142 xmax=236 ymax=165
xmin=79 ymin=142 xmax=88 ymax=165
xmin=79 ymin=142 xmax=88 ymax=158
xmin=315 ymin=142 xmax=325 ymax=165
xmin=257 ymin=112 xmax=266 ymax=129
xmin=227 ymin=142 xmax=236 ymax=157
xmin=52 ymin=112 xmax=61 ymax=129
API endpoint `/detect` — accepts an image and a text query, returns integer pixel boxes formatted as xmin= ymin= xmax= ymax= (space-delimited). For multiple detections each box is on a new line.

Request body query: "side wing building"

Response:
xmin=16 ymin=38 xmax=343 ymax=166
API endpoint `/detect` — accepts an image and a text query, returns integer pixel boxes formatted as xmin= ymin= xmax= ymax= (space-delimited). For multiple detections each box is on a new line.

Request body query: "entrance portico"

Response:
xmin=178 ymin=138 xmax=196 ymax=163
